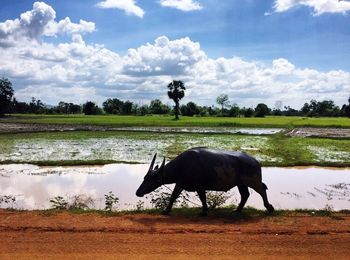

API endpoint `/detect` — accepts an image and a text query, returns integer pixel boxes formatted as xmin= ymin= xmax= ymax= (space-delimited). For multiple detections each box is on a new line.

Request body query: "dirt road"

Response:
xmin=0 ymin=210 xmax=349 ymax=259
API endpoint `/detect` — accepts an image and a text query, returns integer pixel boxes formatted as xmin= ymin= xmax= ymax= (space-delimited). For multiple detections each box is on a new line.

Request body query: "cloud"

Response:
xmin=15 ymin=85 xmax=97 ymax=104
xmin=0 ymin=1 xmax=95 ymax=47
xmin=1 ymin=2 xmax=350 ymax=108
xmin=45 ymin=17 xmax=96 ymax=36
xmin=159 ymin=0 xmax=203 ymax=11
xmin=271 ymin=0 xmax=350 ymax=15
xmin=96 ymin=0 xmax=145 ymax=18
xmin=122 ymin=36 xmax=206 ymax=76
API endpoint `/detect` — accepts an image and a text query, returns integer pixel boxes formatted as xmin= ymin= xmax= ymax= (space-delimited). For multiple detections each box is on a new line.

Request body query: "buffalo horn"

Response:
xmin=160 ymin=157 xmax=165 ymax=168
xmin=149 ymin=153 xmax=157 ymax=171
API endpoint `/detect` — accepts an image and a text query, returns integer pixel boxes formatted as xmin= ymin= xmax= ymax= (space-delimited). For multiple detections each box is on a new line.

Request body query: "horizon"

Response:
xmin=1 ymin=0 xmax=350 ymax=108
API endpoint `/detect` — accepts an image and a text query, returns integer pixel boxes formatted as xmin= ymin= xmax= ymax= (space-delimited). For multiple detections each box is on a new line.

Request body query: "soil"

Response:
xmin=0 ymin=210 xmax=349 ymax=259
xmin=287 ymin=127 xmax=350 ymax=138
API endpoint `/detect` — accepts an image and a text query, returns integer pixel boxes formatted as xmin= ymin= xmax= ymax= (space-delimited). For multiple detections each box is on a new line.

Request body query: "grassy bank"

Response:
xmin=11 ymin=207 xmax=350 ymax=218
xmin=0 ymin=131 xmax=349 ymax=167
xmin=2 ymin=114 xmax=350 ymax=128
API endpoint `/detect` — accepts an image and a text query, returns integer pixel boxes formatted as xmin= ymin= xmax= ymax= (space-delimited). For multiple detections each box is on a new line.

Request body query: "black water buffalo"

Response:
xmin=136 ymin=147 xmax=274 ymax=215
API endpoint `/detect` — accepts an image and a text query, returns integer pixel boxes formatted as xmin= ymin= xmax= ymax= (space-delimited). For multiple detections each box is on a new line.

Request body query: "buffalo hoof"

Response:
xmin=267 ymin=205 xmax=275 ymax=214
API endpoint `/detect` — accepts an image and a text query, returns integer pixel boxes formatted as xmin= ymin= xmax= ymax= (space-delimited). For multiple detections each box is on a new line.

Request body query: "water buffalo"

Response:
xmin=136 ymin=147 xmax=274 ymax=215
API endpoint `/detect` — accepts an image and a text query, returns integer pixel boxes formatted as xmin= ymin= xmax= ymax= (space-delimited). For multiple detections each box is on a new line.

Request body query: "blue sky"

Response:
xmin=0 ymin=0 xmax=350 ymax=107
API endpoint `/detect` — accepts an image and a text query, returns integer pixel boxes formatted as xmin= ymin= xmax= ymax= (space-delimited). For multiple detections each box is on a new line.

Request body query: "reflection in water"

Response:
xmin=0 ymin=164 xmax=349 ymax=210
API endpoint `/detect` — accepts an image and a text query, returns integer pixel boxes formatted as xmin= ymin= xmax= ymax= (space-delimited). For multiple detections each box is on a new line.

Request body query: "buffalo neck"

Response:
xmin=162 ymin=162 xmax=177 ymax=184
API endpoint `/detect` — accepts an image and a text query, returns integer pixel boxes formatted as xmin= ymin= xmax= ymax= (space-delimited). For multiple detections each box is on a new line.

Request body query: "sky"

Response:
xmin=0 ymin=0 xmax=350 ymax=108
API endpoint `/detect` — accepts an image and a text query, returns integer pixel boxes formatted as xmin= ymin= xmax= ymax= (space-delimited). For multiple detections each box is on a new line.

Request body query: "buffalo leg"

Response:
xmin=162 ymin=185 xmax=183 ymax=215
xmin=197 ymin=188 xmax=208 ymax=216
xmin=235 ymin=185 xmax=250 ymax=212
xmin=251 ymin=183 xmax=274 ymax=213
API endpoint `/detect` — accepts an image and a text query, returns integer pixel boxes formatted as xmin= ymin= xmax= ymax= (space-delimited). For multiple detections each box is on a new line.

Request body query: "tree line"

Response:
xmin=1 ymin=77 xmax=350 ymax=118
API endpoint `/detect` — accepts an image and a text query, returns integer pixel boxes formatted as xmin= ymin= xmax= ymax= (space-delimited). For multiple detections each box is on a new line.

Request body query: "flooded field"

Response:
xmin=0 ymin=164 xmax=349 ymax=211
xmin=1 ymin=131 xmax=350 ymax=166
xmin=0 ymin=123 xmax=283 ymax=135
xmin=0 ymin=132 xmax=277 ymax=163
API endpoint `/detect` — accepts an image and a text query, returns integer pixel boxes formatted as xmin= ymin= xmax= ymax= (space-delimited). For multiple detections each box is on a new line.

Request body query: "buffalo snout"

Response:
xmin=136 ymin=189 xmax=144 ymax=197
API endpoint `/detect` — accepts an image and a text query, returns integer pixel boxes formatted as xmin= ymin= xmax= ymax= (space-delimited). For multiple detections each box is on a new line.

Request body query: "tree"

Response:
xmin=167 ymin=80 xmax=186 ymax=120
xmin=121 ymin=100 xmax=133 ymax=115
xmin=241 ymin=107 xmax=254 ymax=117
xmin=228 ymin=104 xmax=240 ymax=117
xmin=0 ymin=77 xmax=14 ymax=116
xmin=83 ymin=101 xmax=100 ymax=115
xmin=181 ymin=102 xmax=199 ymax=116
xmin=102 ymin=98 xmax=124 ymax=114
xmin=137 ymin=104 xmax=149 ymax=116
xmin=255 ymin=103 xmax=270 ymax=117
xmin=149 ymin=99 xmax=169 ymax=114
xmin=216 ymin=94 xmax=229 ymax=115
xmin=29 ymin=97 xmax=44 ymax=114
xmin=345 ymin=96 xmax=350 ymax=118
xmin=300 ymin=102 xmax=311 ymax=116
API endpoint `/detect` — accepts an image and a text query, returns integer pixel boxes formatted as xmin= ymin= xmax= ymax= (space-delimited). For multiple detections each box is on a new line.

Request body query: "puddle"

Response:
xmin=0 ymin=164 xmax=349 ymax=211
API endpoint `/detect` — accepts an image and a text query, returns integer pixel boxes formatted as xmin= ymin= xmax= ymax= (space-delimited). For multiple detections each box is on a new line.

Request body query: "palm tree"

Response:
xmin=216 ymin=94 xmax=229 ymax=115
xmin=167 ymin=80 xmax=186 ymax=120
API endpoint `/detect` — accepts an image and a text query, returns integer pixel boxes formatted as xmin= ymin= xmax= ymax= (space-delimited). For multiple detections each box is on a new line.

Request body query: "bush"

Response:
xmin=206 ymin=191 xmax=230 ymax=209
xmin=104 ymin=191 xmax=119 ymax=211
xmin=49 ymin=194 xmax=95 ymax=210
xmin=135 ymin=200 xmax=145 ymax=211
xmin=146 ymin=187 xmax=192 ymax=210
xmin=49 ymin=196 xmax=68 ymax=209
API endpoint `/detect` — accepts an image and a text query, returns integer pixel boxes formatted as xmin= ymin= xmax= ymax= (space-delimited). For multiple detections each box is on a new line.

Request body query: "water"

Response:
xmin=112 ymin=127 xmax=283 ymax=135
xmin=0 ymin=164 xmax=349 ymax=211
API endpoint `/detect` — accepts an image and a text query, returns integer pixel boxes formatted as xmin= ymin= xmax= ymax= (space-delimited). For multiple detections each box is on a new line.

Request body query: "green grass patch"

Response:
xmin=2 ymin=114 xmax=350 ymax=128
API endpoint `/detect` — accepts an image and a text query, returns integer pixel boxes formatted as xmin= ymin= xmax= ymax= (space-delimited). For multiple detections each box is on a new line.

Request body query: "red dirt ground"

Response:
xmin=0 ymin=210 xmax=350 ymax=259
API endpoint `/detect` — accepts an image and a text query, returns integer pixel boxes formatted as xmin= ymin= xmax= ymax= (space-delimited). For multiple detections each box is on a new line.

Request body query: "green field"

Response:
xmin=1 ymin=131 xmax=349 ymax=167
xmin=2 ymin=114 xmax=350 ymax=128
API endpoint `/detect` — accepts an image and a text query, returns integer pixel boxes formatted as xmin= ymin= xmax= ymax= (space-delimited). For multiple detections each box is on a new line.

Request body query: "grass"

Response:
xmin=36 ymin=206 xmax=350 ymax=219
xmin=2 ymin=114 xmax=350 ymax=128
xmin=0 ymin=131 xmax=349 ymax=167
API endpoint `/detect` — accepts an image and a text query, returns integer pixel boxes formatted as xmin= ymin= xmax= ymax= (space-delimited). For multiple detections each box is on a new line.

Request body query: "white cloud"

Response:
xmin=123 ymin=36 xmax=206 ymax=76
xmin=0 ymin=1 xmax=95 ymax=47
xmin=159 ymin=0 xmax=203 ymax=11
xmin=1 ymin=2 xmax=349 ymax=108
xmin=15 ymin=85 xmax=97 ymax=104
xmin=45 ymin=17 xmax=96 ymax=36
xmin=271 ymin=0 xmax=350 ymax=15
xmin=96 ymin=0 xmax=145 ymax=18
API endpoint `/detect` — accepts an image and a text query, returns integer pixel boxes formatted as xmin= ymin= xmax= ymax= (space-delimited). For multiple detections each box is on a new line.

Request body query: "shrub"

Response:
xmin=135 ymin=200 xmax=145 ymax=211
xmin=206 ymin=191 xmax=230 ymax=209
xmin=49 ymin=194 xmax=95 ymax=210
xmin=104 ymin=191 xmax=119 ymax=211
xmin=49 ymin=196 xmax=68 ymax=209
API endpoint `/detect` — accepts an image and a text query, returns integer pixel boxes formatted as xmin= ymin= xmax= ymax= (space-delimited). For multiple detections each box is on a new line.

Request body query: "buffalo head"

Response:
xmin=136 ymin=153 xmax=165 ymax=197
